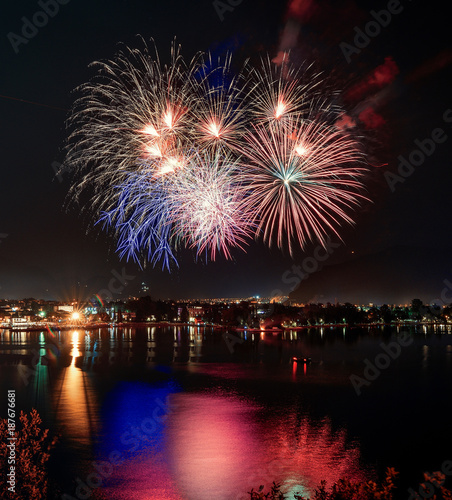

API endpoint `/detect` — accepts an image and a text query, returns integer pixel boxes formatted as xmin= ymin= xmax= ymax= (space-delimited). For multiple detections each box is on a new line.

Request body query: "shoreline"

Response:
xmin=1 ymin=320 xmax=449 ymax=333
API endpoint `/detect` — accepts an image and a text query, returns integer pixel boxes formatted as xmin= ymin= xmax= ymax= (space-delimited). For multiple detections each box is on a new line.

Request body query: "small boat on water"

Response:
xmin=292 ymin=356 xmax=312 ymax=364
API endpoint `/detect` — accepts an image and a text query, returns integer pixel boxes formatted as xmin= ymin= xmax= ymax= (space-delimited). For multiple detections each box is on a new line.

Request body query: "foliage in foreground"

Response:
xmin=248 ymin=468 xmax=452 ymax=500
xmin=0 ymin=408 xmax=58 ymax=500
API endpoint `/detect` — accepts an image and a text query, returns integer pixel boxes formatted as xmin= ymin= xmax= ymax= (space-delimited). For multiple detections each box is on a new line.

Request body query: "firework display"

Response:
xmin=241 ymin=118 xmax=367 ymax=255
xmin=63 ymin=40 xmax=368 ymax=270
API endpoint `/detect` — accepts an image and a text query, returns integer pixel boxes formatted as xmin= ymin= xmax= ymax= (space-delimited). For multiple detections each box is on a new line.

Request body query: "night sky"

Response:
xmin=0 ymin=0 xmax=450 ymax=301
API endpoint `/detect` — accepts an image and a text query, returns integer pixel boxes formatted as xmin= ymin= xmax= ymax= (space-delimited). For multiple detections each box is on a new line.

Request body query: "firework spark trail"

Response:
xmin=99 ymin=150 xmax=254 ymax=267
xmin=241 ymin=117 xmax=368 ymax=255
xmin=168 ymin=150 xmax=254 ymax=261
xmin=248 ymin=54 xmax=329 ymax=126
xmin=65 ymin=39 xmax=201 ymax=213
xmin=98 ymin=171 xmax=179 ymax=269
xmin=193 ymin=53 xmax=250 ymax=151
xmin=63 ymin=39 xmax=369 ymax=270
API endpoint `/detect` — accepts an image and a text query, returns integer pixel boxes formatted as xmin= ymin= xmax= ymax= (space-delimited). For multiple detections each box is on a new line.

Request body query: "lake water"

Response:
xmin=1 ymin=325 xmax=451 ymax=499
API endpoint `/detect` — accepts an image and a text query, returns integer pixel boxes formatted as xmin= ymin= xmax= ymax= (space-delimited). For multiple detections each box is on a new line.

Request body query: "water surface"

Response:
xmin=1 ymin=325 xmax=451 ymax=499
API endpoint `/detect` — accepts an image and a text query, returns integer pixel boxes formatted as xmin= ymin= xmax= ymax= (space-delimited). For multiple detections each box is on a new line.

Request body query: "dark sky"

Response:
xmin=0 ymin=0 xmax=450 ymax=301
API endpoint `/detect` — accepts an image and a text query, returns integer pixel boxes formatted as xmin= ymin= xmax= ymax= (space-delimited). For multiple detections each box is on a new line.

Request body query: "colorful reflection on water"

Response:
xmin=165 ymin=393 xmax=363 ymax=500
xmin=94 ymin=387 xmax=363 ymax=500
xmin=51 ymin=330 xmax=99 ymax=451
xmin=2 ymin=325 xmax=451 ymax=499
xmin=97 ymin=381 xmax=183 ymax=500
